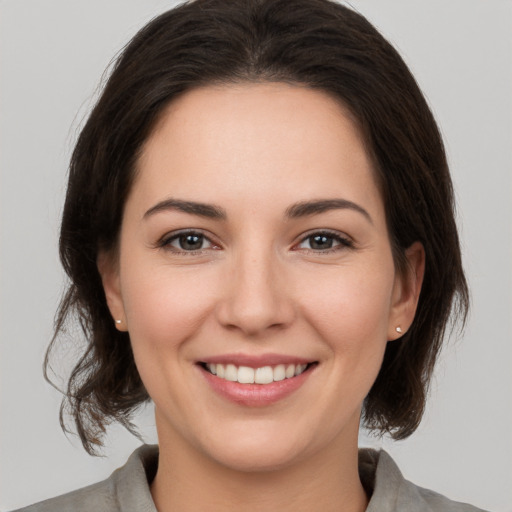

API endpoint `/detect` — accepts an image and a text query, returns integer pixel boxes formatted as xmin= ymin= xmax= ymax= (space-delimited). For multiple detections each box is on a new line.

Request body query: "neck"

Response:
xmin=151 ymin=421 xmax=368 ymax=512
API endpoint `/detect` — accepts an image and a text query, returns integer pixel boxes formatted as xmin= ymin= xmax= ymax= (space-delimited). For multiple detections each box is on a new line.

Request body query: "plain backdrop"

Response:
xmin=1 ymin=1 xmax=511 ymax=511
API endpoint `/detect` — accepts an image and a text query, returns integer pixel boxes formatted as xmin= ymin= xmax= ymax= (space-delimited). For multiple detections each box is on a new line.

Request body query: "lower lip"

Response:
xmin=200 ymin=365 xmax=315 ymax=407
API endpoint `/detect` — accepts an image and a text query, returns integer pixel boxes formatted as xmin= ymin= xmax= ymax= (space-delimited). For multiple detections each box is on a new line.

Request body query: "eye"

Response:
xmin=161 ymin=231 xmax=216 ymax=252
xmin=295 ymin=231 xmax=353 ymax=252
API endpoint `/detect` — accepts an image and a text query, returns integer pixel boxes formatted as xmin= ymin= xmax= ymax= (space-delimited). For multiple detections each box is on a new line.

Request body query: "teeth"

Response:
xmin=205 ymin=362 xmax=310 ymax=384
xmin=237 ymin=366 xmax=255 ymax=384
xmin=285 ymin=364 xmax=295 ymax=379
xmin=273 ymin=364 xmax=285 ymax=381
xmin=225 ymin=364 xmax=238 ymax=382
xmin=295 ymin=364 xmax=307 ymax=376
xmin=255 ymin=366 xmax=274 ymax=384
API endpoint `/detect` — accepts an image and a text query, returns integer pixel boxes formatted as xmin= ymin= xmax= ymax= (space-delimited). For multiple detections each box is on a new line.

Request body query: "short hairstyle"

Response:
xmin=46 ymin=0 xmax=469 ymax=454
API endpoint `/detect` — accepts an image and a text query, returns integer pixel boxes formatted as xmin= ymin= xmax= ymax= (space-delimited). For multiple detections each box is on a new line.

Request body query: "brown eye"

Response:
xmin=177 ymin=233 xmax=205 ymax=250
xmin=164 ymin=231 xmax=214 ymax=252
xmin=296 ymin=231 xmax=353 ymax=252
xmin=308 ymin=234 xmax=335 ymax=250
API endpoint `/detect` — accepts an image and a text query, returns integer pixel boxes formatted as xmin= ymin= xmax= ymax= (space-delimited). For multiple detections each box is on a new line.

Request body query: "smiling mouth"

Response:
xmin=200 ymin=362 xmax=316 ymax=385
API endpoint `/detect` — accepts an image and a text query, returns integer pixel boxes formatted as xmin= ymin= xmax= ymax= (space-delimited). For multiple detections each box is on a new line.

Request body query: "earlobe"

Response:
xmin=97 ymin=250 xmax=127 ymax=331
xmin=389 ymin=241 xmax=425 ymax=340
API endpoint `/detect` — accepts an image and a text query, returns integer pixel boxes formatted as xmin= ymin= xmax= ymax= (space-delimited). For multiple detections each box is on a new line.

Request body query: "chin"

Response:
xmin=159 ymin=413 xmax=304 ymax=473
xmin=193 ymin=415 xmax=338 ymax=474
xmin=205 ymin=437 xmax=306 ymax=473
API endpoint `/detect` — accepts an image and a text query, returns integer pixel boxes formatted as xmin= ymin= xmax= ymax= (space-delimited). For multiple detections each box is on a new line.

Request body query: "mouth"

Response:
xmin=200 ymin=362 xmax=315 ymax=384
xmin=197 ymin=354 xmax=318 ymax=406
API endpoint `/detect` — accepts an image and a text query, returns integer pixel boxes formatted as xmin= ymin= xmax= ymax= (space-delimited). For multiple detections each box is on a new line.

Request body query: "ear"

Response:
xmin=388 ymin=241 xmax=425 ymax=340
xmin=97 ymin=250 xmax=127 ymax=332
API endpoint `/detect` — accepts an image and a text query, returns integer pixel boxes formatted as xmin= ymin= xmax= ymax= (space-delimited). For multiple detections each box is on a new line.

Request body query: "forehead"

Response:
xmin=132 ymin=82 xmax=383 ymax=222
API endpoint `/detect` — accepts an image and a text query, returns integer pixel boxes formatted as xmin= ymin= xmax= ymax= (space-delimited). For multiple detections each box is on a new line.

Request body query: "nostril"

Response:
xmin=215 ymin=298 xmax=295 ymax=336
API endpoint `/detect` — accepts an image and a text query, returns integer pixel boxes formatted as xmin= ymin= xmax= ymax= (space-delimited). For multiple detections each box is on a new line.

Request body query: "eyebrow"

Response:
xmin=143 ymin=197 xmax=372 ymax=224
xmin=285 ymin=199 xmax=373 ymax=224
xmin=143 ymin=198 xmax=227 ymax=220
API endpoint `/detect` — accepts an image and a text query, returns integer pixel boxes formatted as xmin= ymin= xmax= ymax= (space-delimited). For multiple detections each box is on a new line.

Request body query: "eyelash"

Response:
xmin=294 ymin=230 xmax=354 ymax=253
xmin=157 ymin=229 xmax=354 ymax=255
xmin=158 ymin=230 xmax=217 ymax=254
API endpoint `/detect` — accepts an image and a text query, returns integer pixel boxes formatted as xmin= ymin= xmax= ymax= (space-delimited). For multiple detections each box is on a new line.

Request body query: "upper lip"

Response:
xmin=199 ymin=353 xmax=315 ymax=368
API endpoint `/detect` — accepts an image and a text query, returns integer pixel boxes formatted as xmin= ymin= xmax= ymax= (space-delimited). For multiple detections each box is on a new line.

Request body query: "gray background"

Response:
xmin=1 ymin=1 xmax=511 ymax=510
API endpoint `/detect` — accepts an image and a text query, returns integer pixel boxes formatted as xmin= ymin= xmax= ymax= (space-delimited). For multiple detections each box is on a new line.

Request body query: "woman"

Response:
xmin=9 ymin=0 xmax=495 ymax=510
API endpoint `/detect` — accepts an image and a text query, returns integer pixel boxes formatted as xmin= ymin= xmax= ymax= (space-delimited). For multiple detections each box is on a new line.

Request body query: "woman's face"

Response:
xmin=101 ymin=83 xmax=422 ymax=472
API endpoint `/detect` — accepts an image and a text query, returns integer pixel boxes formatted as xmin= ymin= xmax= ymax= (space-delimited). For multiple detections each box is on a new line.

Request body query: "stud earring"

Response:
xmin=115 ymin=319 xmax=122 ymax=325
xmin=395 ymin=326 xmax=403 ymax=334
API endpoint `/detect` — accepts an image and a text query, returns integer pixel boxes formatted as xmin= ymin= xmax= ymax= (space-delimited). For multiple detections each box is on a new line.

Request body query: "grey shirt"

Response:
xmin=13 ymin=445 xmax=488 ymax=512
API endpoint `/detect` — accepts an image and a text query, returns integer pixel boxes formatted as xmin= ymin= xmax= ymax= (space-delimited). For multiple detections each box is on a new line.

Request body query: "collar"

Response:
xmin=111 ymin=444 xmax=484 ymax=512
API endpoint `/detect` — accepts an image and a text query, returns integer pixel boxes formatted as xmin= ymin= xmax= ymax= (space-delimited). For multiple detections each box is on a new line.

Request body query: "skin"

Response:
xmin=99 ymin=83 xmax=424 ymax=512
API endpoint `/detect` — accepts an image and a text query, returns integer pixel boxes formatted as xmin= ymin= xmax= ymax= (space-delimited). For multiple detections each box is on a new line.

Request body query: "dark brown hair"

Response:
xmin=45 ymin=0 xmax=469 ymax=454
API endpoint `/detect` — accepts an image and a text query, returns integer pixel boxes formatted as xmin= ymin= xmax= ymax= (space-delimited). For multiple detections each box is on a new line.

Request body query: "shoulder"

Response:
xmin=360 ymin=448 xmax=490 ymax=512
xmin=10 ymin=478 xmax=118 ymax=512
xmin=10 ymin=445 xmax=159 ymax=512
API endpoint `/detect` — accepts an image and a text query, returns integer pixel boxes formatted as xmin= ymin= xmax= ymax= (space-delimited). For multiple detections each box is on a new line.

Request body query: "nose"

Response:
xmin=215 ymin=249 xmax=295 ymax=336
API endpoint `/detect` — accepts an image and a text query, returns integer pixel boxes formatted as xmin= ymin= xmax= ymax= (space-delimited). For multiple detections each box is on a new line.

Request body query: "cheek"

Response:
xmin=118 ymin=258 xmax=224 ymax=413
xmin=121 ymin=265 xmax=221 ymax=349
xmin=116 ymin=222 xmax=222 ymax=350
xmin=297 ymin=258 xmax=395 ymax=374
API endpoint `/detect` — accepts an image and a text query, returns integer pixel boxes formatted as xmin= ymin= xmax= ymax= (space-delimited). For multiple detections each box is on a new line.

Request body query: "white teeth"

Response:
xmin=273 ymin=364 xmax=286 ymax=381
xmin=216 ymin=364 xmax=225 ymax=378
xmin=225 ymin=364 xmax=238 ymax=382
xmin=294 ymin=364 xmax=307 ymax=376
xmin=237 ymin=366 xmax=255 ymax=384
xmin=206 ymin=362 xmax=310 ymax=384
xmin=255 ymin=366 xmax=274 ymax=384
